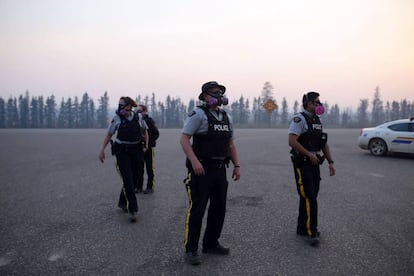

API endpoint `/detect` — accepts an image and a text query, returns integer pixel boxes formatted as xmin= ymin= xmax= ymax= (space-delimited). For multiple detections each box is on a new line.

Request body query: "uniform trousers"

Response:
xmin=133 ymin=150 xmax=146 ymax=192
xmin=184 ymin=163 xmax=228 ymax=253
xmin=143 ymin=147 xmax=156 ymax=190
xmin=116 ymin=145 xmax=144 ymax=213
xmin=292 ymin=162 xmax=320 ymax=237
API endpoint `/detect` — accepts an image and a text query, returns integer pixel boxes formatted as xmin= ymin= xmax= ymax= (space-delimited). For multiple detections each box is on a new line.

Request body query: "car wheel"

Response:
xmin=369 ymin=138 xmax=388 ymax=156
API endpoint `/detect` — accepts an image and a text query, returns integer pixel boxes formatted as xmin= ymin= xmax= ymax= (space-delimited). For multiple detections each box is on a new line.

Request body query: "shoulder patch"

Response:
xmin=293 ymin=117 xmax=302 ymax=123
xmin=188 ymin=110 xmax=196 ymax=117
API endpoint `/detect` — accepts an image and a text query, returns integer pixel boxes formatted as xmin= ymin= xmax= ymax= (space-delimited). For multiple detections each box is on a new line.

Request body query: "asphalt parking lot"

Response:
xmin=0 ymin=128 xmax=413 ymax=275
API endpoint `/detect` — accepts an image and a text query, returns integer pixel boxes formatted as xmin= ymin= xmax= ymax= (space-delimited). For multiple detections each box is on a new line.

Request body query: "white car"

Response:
xmin=357 ymin=117 xmax=414 ymax=156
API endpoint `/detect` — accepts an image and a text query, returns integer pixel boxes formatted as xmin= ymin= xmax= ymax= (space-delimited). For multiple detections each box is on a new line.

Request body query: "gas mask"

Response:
xmin=206 ymin=93 xmax=229 ymax=107
xmin=315 ymin=105 xmax=325 ymax=116
xmin=116 ymin=104 xmax=128 ymax=116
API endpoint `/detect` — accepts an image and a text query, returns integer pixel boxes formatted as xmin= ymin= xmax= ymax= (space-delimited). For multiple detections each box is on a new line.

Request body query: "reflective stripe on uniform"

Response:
xmin=184 ymin=173 xmax=192 ymax=249
xmin=150 ymin=147 xmax=156 ymax=189
xmin=296 ymin=167 xmax=312 ymax=236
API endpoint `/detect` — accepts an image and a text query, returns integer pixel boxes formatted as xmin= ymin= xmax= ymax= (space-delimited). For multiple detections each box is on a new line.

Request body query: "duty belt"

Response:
xmin=199 ymin=158 xmax=229 ymax=168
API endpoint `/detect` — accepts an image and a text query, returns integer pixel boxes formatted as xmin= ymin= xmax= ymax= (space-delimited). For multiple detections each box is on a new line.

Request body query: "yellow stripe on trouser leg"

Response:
xmin=151 ymin=148 xmax=156 ymax=189
xmin=296 ymin=168 xmax=312 ymax=236
xmin=184 ymin=173 xmax=192 ymax=249
xmin=115 ymin=159 xmax=129 ymax=210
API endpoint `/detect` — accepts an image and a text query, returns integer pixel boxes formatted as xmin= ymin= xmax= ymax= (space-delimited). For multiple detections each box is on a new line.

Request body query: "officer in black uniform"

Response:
xmin=99 ymin=96 xmax=148 ymax=223
xmin=180 ymin=81 xmax=241 ymax=265
xmin=288 ymin=91 xmax=336 ymax=246
xmin=140 ymin=105 xmax=159 ymax=194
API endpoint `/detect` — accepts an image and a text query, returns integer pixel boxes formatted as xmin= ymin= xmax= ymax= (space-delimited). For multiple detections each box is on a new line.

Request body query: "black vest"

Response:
xmin=298 ymin=112 xmax=327 ymax=151
xmin=116 ymin=112 xmax=143 ymax=142
xmin=192 ymin=106 xmax=232 ymax=159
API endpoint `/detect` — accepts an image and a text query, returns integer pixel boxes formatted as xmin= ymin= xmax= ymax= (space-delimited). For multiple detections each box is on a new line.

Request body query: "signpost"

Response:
xmin=263 ymin=99 xmax=278 ymax=127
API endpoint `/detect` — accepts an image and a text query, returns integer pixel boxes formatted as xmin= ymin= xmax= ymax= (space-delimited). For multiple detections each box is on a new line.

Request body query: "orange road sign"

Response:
xmin=263 ymin=99 xmax=278 ymax=113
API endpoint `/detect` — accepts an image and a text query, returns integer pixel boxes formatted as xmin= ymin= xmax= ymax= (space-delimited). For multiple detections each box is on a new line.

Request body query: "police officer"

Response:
xmin=99 ymin=96 xmax=149 ymax=223
xmin=180 ymin=81 xmax=241 ymax=265
xmin=140 ymin=105 xmax=159 ymax=194
xmin=288 ymin=91 xmax=335 ymax=246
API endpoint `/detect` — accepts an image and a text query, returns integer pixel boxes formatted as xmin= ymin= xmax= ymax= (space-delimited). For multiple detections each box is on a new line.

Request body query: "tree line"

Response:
xmin=0 ymin=84 xmax=412 ymax=129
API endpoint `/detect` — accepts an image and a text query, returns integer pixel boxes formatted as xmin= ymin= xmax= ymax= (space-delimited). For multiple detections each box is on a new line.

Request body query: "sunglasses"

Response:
xmin=312 ymin=100 xmax=322 ymax=105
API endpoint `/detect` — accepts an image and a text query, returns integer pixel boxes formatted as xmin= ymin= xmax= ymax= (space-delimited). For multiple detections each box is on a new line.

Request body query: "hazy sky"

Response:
xmin=1 ymin=0 xmax=413 ymax=111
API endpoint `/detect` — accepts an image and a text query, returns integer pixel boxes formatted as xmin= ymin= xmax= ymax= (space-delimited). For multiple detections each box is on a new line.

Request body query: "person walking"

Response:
xmin=180 ymin=81 xmax=241 ymax=265
xmin=288 ymin=91 xmax=336 ymax=246
xmin=99 ymin=96 xmax=148 ymax=223
xmin=140 ymin=105 xmax=159 ymax=194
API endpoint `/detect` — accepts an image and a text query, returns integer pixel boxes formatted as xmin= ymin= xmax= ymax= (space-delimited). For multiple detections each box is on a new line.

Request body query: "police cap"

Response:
xmin=198 ymin=81 xmax=226 ymax=101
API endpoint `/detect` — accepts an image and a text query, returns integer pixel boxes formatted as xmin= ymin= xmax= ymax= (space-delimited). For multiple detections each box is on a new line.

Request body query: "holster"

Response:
xmin=317 ymin=154 xmax=325 ymax=165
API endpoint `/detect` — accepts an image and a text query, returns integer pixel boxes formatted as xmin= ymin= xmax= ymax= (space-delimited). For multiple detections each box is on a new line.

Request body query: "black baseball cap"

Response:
xmin=198 ymin=81 xmax=226 ymax=100
xmin=302 ymin=91 xmax=320 ymax=107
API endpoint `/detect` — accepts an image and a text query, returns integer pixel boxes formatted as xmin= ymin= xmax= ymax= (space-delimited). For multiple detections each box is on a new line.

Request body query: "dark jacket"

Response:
xmin=144 ymin=116 xmax=159 ymax=147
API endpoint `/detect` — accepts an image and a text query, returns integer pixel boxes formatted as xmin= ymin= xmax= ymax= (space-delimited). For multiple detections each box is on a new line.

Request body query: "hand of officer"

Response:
xmin=232 ymin=167 xmax=240 ymax=181
xmin=191 ymin=160 xmax=205 ymax=176
xmin=309 ymin=153 xmax=319 ymax=165
xmin=99 ymin=151 xmax=105 ymax=163
xmin=329 ymin=163 xmax=336 ymax=176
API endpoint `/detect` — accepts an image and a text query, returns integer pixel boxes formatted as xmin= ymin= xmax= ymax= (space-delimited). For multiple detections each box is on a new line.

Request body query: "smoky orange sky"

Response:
xmin=1 ymin=0 xmax=413 ymax=111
